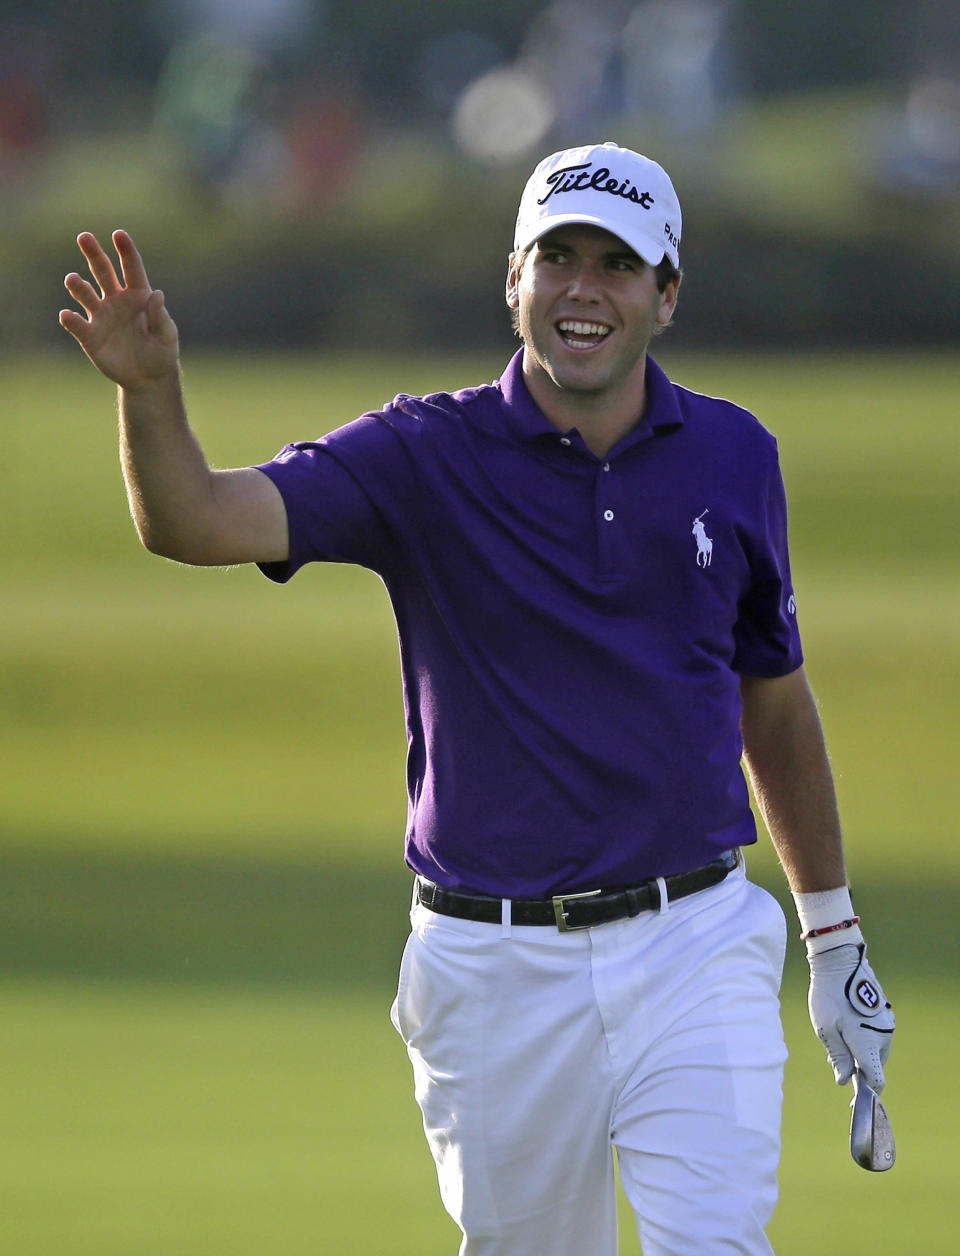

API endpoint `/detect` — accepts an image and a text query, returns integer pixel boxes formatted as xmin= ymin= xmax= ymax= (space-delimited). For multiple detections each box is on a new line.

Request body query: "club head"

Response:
xmin=849 ymin=1069 xmax=896 ymax=1171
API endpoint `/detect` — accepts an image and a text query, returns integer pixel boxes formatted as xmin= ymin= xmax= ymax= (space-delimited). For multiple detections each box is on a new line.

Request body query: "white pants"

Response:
xmin=391 ymin=865 xmax=788 ymax=1255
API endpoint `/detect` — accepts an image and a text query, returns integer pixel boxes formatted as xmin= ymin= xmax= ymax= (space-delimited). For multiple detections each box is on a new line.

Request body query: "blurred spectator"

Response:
xmin=153 ymin=33 xmax=272 ymax=195
xmin=416 ymin=29 xmax=503 ymax=113
xmin=519 ymin=0 xmax=624 ymax=133
xmin=0 ymin=24 xmax=55 ymax=162
xmin=872 ymin=73 xmax=960 ymax=198
xmin=449 ymin=0 xmax=627 ymax=162
xmin=621 ymin=0 xmax=737 ymax=138
xmin=868 ymin=0 xmax=960 ymax=198
xmin=449 ymin=0 xmax=740 ymax=163
xmin=280 ymin=74 xmax=368 ymax=213
xmin=151 ymin=0 xmax=370 ymax=213
xmin=161 ymin=0 xmax=319 ymax=53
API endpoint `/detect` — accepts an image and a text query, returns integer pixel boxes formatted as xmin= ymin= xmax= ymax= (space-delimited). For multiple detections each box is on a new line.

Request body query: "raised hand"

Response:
xmin=59 ymin=230 xmax=179 ymax=389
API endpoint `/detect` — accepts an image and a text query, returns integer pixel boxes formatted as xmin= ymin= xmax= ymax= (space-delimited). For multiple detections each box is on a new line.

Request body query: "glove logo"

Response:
xmin=856 ymin=979 xmax=880 ymax=1010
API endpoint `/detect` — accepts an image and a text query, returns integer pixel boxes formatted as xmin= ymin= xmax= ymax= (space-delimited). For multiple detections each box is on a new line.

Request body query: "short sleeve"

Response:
xmin=253 ymin=411 xmax=410 ymax=583
xmin=732 ymin=445 xmax=804 ymax=677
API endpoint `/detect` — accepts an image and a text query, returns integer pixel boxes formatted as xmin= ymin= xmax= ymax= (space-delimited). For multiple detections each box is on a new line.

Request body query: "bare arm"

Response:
xmin=740 ymin=665 xmax=847 ymax=893
xmin=744 ymin=667 xmax=897 ymax=1094
xmin=60 ymin=230 xmax=288 ymax=566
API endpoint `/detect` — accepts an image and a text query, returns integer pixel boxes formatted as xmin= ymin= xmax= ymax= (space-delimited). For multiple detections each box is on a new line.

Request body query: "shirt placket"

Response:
xmin=594 ymin=457 xmax=621 ymax=582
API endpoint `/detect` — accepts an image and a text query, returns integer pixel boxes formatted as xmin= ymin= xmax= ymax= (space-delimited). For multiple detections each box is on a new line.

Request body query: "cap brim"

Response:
xmin=514 ymin=213 xmax=667 ymax=268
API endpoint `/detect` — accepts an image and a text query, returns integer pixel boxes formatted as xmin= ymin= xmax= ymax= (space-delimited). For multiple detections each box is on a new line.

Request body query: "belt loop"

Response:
xmin=655 ymin=876 xmax=669 ymax=915
xmin=501 ymin=897 xmax=512 ymax=939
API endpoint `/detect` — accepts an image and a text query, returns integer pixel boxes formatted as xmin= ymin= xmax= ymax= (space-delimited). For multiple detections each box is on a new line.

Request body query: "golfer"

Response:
xmin=60 ymin=141 xmax=894 ymax=1255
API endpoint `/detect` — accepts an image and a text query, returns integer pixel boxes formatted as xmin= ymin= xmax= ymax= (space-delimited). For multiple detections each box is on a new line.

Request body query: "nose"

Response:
xmin=565 ymin=261 xmax=602 ymax=302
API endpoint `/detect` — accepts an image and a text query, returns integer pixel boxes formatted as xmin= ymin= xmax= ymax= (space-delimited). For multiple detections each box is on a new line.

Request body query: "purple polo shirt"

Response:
xmin=255 ymin=350 xmax=802 ymax=898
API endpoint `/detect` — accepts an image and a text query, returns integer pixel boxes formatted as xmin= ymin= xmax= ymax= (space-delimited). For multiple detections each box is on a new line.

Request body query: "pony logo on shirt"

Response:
xmin=692 ymin=511 xmax=713 ymax=568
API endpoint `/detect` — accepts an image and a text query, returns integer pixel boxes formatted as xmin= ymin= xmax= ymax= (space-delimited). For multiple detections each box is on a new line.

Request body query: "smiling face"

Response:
xmin=505 ymin=224 xmax=680 ymax=435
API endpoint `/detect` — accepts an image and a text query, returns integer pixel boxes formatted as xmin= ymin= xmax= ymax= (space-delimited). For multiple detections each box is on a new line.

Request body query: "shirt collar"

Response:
xmin=497 ymin=348 xmax=685 ymax=448
xmin=498 ymin=349 xmax=561 ymax=441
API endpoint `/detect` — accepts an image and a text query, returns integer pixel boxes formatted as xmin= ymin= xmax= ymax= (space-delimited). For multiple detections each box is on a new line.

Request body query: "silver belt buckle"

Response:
xmin=552 ymin=888 xmax=603 ymax=932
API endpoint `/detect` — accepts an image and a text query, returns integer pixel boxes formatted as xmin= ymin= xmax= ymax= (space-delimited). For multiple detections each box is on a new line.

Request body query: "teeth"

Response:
xmin=558 ymin=320 xmax=610 ymax=336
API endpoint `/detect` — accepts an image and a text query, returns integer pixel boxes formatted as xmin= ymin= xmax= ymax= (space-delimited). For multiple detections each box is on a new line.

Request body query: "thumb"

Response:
xmin=146 ymin=289 xmax=178 ymax=342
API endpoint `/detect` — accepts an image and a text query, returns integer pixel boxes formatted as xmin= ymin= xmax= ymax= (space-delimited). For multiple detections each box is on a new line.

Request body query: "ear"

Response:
xmin=655 ymin=272 xmax=681 ymax=325
xmin=505 ymin=251 xmax=520 ymax=310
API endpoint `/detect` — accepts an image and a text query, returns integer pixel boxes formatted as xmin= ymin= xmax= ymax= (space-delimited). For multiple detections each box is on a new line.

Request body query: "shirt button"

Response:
xmin=560 ymin=437 xmax=572 ymax=446
xmin=603 ymin=509 xmax=615 ymax=521
xmin=602 ymin=462 xmax=610 ymax=472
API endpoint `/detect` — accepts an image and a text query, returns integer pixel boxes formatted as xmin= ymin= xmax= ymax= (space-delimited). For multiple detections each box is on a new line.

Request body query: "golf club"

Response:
xmin=849 ymin=1068 xmax=896 ymax=1171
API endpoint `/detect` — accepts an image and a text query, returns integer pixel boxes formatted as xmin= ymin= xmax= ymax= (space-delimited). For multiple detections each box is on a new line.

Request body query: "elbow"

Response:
xmin=138 ymin=523 xmax=200 ymax=564
xmin=138 ymin=524 xmax=166 ymax=557
xmin=127 ymin=494 xmax=220 ymax=563
xmin=137 ymin=521 xmax=231 ymax=567
xmin=141 ymin=536 xmax=188 ymax=563
xmin=129 ymin=503 xmax=181 ymax=560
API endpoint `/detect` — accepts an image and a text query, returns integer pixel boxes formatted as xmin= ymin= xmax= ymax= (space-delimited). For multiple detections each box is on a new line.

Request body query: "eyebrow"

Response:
xmin=537 ymin=239 xmax=644 ymax=265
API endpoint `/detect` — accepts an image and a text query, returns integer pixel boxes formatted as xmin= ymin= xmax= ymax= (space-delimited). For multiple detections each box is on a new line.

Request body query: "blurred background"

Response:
xmin=3 ymin=2 xmax=959 ymax=1254
xmin=3 ymin=0 xmax=960 ymax=350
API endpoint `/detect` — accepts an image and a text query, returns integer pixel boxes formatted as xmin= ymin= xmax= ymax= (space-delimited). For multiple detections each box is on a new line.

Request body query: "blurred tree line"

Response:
xmin=3 ymin=0 xmax=959 ymax=350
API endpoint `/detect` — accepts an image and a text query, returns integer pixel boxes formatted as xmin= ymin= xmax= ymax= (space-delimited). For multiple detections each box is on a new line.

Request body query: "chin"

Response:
xmin=547 ymin=358 xmax=615 ymax=394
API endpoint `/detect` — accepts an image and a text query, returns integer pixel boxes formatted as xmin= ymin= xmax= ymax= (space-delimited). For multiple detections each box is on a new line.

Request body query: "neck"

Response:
xmin=520 ymin=349 xmax=649 ymax=459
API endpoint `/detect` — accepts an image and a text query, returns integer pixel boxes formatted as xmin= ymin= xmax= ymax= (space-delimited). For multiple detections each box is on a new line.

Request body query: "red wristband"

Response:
xmin=799 ymin=916 xmax=860 ymax=941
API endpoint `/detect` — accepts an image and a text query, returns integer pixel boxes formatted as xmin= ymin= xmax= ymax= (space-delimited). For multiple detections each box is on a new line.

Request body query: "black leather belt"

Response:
xmin=415 ymin=849 xmax=739 ymax=933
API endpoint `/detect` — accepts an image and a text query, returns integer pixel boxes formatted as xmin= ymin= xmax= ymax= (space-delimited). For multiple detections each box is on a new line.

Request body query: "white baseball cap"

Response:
xmin=513 ymin=141 xmax=682 ymax=269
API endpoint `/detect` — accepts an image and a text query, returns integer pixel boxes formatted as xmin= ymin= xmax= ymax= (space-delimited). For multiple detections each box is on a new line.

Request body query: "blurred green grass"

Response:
xmin=4 ymin=975 xmax=956 ymax=1255
xmin=3 ymin=348 xmax=958 ymax=1253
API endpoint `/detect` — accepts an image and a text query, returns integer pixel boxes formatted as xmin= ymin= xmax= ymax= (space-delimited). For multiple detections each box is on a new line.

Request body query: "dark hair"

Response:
xmin=651 ymin=257 xmax=682 ymax=337
xmin=508 ymin=248 xmax=682 ymax=336
xmin=654 ymin=256 xmax=682 ymax=294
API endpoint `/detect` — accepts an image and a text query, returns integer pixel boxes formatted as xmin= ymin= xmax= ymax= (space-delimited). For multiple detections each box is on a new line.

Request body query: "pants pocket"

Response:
xmin=389 ymin=929 xmax=417 ymax=1042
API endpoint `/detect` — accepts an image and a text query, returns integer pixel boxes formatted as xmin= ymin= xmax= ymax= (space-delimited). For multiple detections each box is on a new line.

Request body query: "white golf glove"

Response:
xmin=794 ymin=887 xmax=895 ymax=1092
xmin=807 ymin=941 xmax=894 ymax=1092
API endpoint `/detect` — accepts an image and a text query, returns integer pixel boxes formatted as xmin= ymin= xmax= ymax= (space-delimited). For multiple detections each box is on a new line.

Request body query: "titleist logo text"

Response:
xmin=538 ymin=163 xmax=656 ymax=210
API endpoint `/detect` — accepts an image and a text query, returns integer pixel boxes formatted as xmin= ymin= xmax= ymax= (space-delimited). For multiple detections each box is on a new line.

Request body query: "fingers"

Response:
xmin=74 ymin=229 xmax=152 ymax=297
xmin=58 ymin=304 xmax=102 ymax=356
xmin=860 ymin=1061 xmax=886 ymax=1093
xmin=58 ymin=307 xmax=87 ymax=341
xmin=818 ymin=1027 xmax=854 ymax=1085
xmin=59 ymin=273 xmax=98 ymax=347
xmin=818 ymin=1016 xmax=890 ymax=1090
xmin=112 ymin=229 xmax=152 ymax=291
xmin=851 ymin=1033 xmax=891 ymax=1093
xmin=76 ymin=231 xmax=123 ymax=297
xmin=63 ymin=270 xmax=101 ymax=317
xmin=832 ymin=1053 xmax=855 ymax=1086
